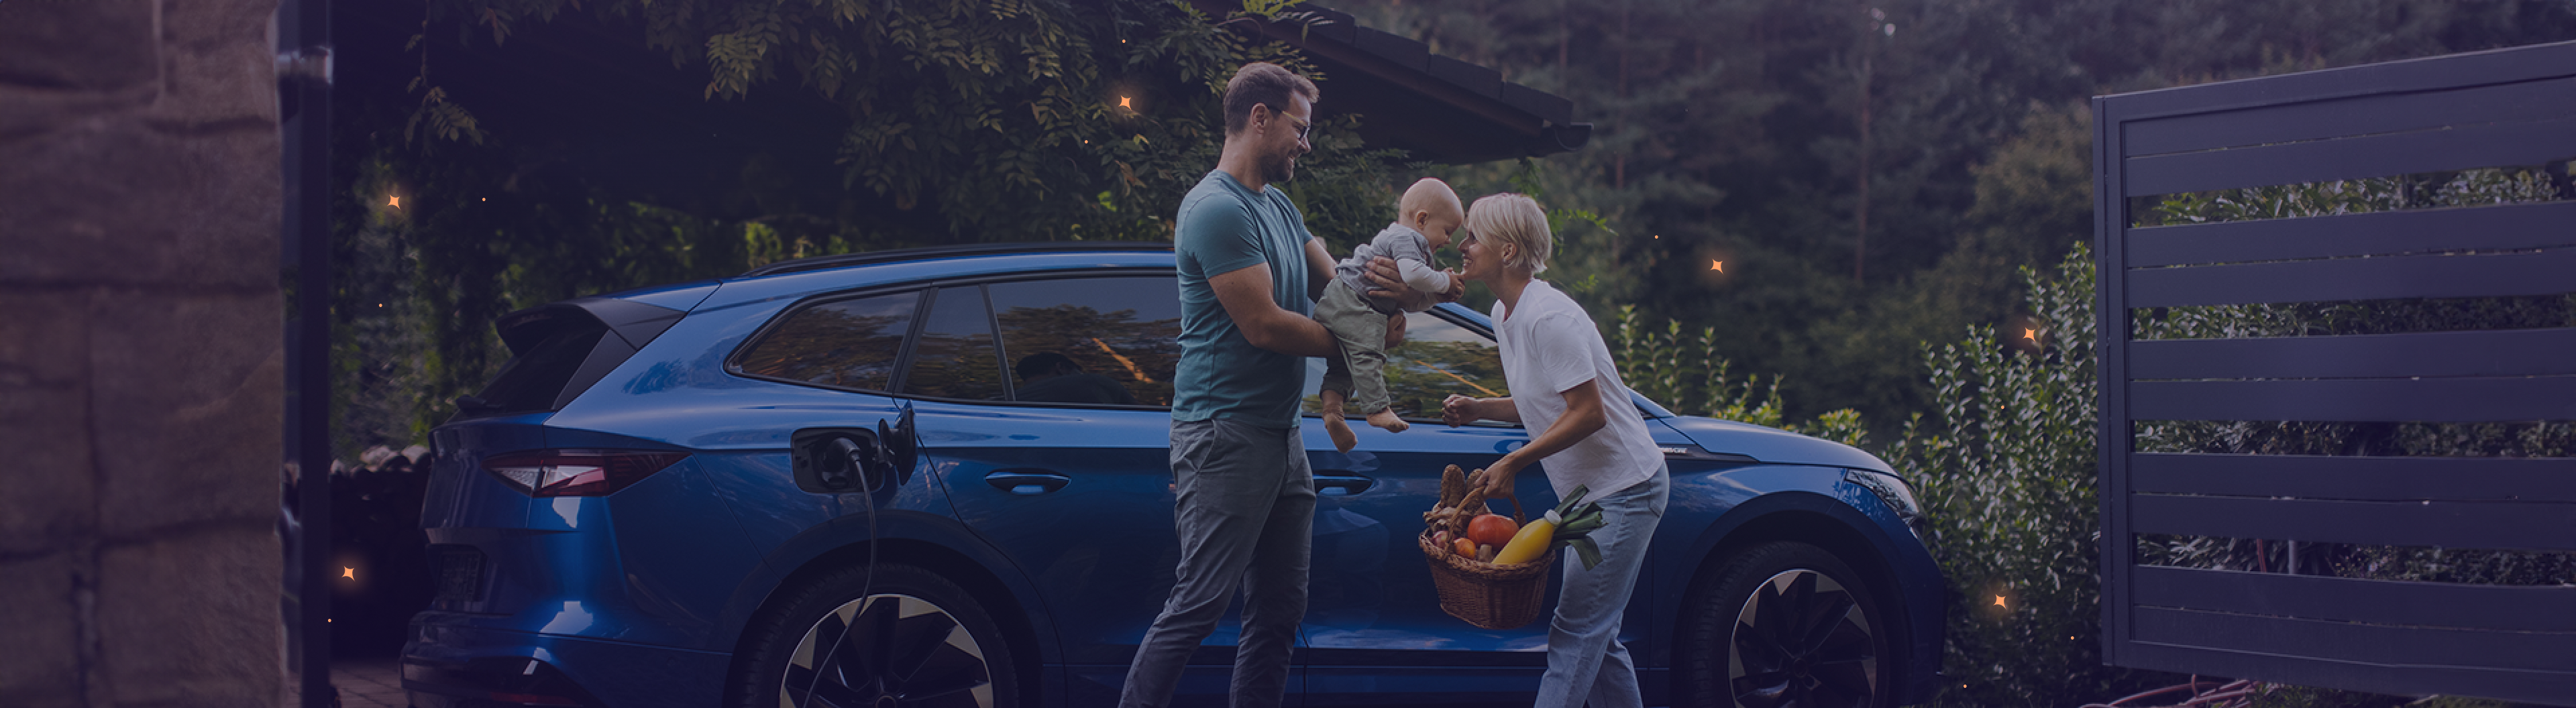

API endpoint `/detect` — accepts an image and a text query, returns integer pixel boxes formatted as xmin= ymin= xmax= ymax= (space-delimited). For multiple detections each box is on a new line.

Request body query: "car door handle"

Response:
xmin=1313 ymin=475 xmax=1375 ymax=496
xmin=985 ymin=471 xmax=1071 ymax=495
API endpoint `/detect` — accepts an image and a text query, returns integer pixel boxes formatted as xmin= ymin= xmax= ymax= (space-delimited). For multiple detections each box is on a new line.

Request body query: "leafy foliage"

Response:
xmin=345 ymin=0 xmax=1413 ymax=441
xmin=1610 ymin=304 xmax=1867 ymax=447
xmin=1335 ymin=0 xmax=2576 ymax=438
xmin=413 ymin=0 xmax=1397 ymax=243
xmin=1877 ymin=243 xmax=2171 ymax=706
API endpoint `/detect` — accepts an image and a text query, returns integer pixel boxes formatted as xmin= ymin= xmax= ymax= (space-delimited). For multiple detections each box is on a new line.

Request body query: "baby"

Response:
xmin=1316 ymin=178 xmax=1468 ymax=453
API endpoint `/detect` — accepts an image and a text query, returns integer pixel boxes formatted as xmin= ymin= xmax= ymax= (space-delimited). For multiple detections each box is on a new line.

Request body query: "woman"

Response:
xmin=1440 ymin=193 xmax=1668 ymax=708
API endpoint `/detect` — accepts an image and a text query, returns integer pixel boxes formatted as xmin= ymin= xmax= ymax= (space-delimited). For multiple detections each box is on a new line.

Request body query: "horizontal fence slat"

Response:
xmin=2122 ymin=641 xmax=2576 ymax=705
xmin=2131 ymin=453 xmax=2576 ymax=503
xmin=2132 ymin=375 xmax=2576 ymax=422
xmin=2124 ymin=117 xmax=2576 ymax=196
xmin=2126 ymin=201 xmax=2576 ymax=268
xmin=2135 ymin=567 xmax=2576 ymax=632
xmin=2131 ymin=494 xmax=2576 ymax=552
xmin=2127 ymin=76 xmax=2576 ymax=157
xmin=2129 ymin=328 xmax=2576 ymax=380
xmin=2100 ymin=40 xmax=2576 ymax=122
xmin=2125 ymin=247 xmax=2576 ymax=307
xmin=2133 ymin=606 xmax=2576 ymax=673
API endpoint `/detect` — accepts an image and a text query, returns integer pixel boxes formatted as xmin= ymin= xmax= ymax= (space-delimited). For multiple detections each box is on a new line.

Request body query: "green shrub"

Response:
xmin=1878 ymin=242 xmax=2177 ymax=706
xmin=1611 ymin=304 xmax=1868 ymax=447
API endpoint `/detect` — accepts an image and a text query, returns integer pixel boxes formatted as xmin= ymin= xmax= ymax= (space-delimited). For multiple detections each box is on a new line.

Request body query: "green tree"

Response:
xmin=1334 ymin=0 xmax=2576 ymax=435
xmin=342 ymin=0 xmax=1409 ymax=440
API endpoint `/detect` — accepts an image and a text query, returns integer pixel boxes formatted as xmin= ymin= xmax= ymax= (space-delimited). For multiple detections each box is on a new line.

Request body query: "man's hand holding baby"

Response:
xmin=1360 ymin=255 xmax=1432 ymax=311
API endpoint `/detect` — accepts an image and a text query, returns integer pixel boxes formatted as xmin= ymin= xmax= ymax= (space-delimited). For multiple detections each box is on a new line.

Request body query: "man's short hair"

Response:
xmin=1223 ymin=62 xmax=1320 ymax=136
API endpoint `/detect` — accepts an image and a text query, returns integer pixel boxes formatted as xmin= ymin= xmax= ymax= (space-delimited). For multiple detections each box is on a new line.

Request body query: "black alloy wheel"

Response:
xmin=1679 ymin=541 xmax=1893 ymax=708
xmin=730 ymin=563 xmax=1018 ymax=708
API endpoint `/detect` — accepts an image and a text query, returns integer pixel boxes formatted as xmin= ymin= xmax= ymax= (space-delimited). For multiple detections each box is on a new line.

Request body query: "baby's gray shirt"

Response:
xmin=1332 ymin=223 xmax=1448 ymax=312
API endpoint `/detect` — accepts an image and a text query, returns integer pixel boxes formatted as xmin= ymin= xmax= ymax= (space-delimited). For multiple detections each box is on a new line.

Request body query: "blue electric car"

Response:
xmin=402 ymin=241 xmax=1945 ymax=708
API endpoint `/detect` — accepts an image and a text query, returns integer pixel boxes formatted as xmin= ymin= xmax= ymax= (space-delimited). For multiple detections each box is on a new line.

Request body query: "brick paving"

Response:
xmin=335 ymin=657 xmax=410 ymax=708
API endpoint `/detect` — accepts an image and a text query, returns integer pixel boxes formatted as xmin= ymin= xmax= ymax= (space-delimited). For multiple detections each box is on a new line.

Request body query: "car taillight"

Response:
xmin=480 ymin=449 xmax=688 ymax=497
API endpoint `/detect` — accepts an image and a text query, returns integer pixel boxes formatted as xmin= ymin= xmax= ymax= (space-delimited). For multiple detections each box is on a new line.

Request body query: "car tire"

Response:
xmin=729 ymin=562 xmax=1020 ymax=708
xmin=1677 ymin=541 xmax=1895 ymax=708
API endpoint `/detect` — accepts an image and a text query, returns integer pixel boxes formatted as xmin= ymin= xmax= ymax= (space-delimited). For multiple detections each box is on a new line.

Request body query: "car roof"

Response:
xmin=738 ymin=241 xmax=1175 ymax=278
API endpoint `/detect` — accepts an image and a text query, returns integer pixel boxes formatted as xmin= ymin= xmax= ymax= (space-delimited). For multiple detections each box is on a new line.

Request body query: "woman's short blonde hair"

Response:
xmin=1466 ymin=192 xmax=1550 ymax=275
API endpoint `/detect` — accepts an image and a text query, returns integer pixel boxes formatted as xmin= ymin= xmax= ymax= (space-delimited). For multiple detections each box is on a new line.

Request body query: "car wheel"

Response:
xmin=1678 ymin=541 xmax=1894 ymax=708
xmin=729 ymin=562 xmax=1019 ymax=708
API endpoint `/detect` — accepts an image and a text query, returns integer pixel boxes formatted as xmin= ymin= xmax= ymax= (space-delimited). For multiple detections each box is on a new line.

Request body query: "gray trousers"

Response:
xmin=1118 ymin=418 xmax=1317 ymax=708
xmin=1316 ymin=278 xmax=1397 ymax=414
xmin=1536 ymin=465 xmax=1670 ymax=708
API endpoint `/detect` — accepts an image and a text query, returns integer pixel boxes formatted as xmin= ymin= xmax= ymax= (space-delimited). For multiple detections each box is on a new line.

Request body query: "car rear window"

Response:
xmin=474 ymin=323 xmax=609 ymax=414
xmin=735 ymin=290 xmax=920 ymax=390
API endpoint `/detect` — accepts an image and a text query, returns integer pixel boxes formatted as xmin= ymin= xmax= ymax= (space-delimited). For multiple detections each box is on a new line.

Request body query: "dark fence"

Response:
xmin=2093 ymin=40 xmax=2576 ymax=703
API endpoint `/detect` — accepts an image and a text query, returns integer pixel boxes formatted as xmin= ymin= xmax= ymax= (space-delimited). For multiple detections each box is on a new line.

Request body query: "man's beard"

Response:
xmin=1261 ymin=150 xmax=1297 ymax=184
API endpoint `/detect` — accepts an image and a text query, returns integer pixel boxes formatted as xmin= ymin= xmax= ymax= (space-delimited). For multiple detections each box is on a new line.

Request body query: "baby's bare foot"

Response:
xmin=1366 ymin=408 xmax=1410 ymax=433
xmin=1324 ymin=414 xmax=1357 ymax=453
xmin=1320 ymin=398 xmax=1357 ymax=452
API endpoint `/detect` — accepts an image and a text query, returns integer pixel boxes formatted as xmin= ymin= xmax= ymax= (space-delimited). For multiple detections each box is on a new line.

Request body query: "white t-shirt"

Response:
xmin=1492 ymin=280 xmax=1661 ymax=501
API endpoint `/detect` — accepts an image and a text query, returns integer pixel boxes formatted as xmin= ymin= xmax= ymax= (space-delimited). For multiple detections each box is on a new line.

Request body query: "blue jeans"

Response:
xmin=1536 ymin=464 xmax=1669 ymax=708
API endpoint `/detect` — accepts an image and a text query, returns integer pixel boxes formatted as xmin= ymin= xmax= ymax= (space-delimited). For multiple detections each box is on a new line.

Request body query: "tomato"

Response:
xmin=1453 ymin=537 xmax=1477 ymax=558
xmin=1466 ymin=514 xmax=1519 ymax=548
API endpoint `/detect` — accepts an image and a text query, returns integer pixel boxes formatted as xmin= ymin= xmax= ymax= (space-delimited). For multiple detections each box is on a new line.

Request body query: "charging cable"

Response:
xmin=798 ymin=428 xmax=886 ymax=708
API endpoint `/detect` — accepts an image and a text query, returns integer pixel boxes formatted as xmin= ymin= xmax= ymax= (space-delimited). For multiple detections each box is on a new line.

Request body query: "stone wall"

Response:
xmin=0 ymin=0 xmax=286 ymax=706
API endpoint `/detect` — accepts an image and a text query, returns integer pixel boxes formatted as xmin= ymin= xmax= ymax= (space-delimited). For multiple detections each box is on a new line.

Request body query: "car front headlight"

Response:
xmin=1844 ymin=468 xmax=1932 ymax=547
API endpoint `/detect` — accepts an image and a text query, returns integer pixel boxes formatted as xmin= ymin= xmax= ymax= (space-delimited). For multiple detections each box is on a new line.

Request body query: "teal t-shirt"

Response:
xmin=1173 ymin=170 xmax=1316 ymax=428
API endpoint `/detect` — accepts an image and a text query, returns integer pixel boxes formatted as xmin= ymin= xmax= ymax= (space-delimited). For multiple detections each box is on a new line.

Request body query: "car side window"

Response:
xmin=735 ymin=290 xmax=920 ymax=391
xmin=901 ymin=286 xmax=1008 ymax=401
xmin=1303 ymin=311 xmax=1511 ymax=421
xmin=987 ymin=276 xmax=1183 ymax=406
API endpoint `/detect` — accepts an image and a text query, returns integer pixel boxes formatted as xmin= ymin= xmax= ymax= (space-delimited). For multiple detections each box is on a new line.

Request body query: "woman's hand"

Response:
xmin=1442 ymin=394 xmax=1480 ymax=428
xmin=1442 ymin=394 xmax=1520 ymax=427
xmin=1479 ymin=456 xmax=1525 ymax=499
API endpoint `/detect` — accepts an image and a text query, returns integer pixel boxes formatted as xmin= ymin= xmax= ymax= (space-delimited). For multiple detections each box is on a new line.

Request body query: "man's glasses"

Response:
xmin=1279 ymin=112 xmax=1312 ymax=142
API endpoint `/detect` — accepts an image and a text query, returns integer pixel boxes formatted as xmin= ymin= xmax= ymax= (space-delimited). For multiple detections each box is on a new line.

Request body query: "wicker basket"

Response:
xmin=1419 ymin=494 xmax=1555 ymax=630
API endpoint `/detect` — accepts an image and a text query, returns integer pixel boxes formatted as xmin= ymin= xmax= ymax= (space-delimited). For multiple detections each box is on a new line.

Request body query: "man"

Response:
xmin=1120 ymin=62 xmax=1426 ymax=708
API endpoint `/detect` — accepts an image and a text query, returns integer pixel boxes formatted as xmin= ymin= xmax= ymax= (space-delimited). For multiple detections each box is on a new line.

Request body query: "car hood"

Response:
xmin=1659 ymin=416 xmax=1893 ymax=473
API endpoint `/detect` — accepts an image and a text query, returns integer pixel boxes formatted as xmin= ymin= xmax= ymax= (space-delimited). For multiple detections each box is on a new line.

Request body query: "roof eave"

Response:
xmin=1188 ymin=1 xmax=1591 ymax=163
